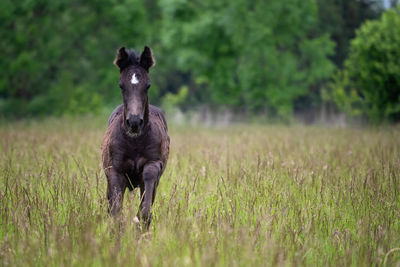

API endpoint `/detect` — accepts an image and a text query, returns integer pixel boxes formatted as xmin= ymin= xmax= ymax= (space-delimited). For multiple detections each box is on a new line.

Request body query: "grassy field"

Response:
xmin=0 ymin=117 xmax=399 ymax=266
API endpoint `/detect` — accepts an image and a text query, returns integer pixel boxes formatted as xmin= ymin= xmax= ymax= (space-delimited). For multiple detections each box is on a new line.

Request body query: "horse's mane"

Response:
xmin=125 ymin=48 xmax=139 ymax=65
xmin=113 ymin=48 xmax=140 ymax=69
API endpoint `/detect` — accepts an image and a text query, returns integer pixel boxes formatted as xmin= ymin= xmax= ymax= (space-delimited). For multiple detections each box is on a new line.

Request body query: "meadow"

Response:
xmin=0 ymin=117 xmax=399 ymax=266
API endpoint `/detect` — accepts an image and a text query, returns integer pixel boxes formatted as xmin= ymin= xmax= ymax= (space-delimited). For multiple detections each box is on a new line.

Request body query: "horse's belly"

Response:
xmin=126 ymin=171 xmax=141 ymax=190
xmin=121 ymin=158 xmax=142 ymax=190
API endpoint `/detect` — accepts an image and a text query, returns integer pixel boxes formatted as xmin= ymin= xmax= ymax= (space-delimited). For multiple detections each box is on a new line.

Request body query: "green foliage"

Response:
xmin=0 ymin=0 xmax=389 ymax=122
xmin=322 ymin=70 xmax=363 ymax=116
xmin=344 ymin=7 xmax=400 ymax=123
xmin=315 ymin=0 xmax=382 ymax=67
xmin=159 ymin=0 xmax=335 ymax=120
xmin=161 ymin=85 xmax=188 ymax=115
xmin=0 ymin=0 xmax=150 ymax=117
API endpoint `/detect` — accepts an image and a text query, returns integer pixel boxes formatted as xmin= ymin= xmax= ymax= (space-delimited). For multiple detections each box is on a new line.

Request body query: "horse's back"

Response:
xmin=108 ymin=104 xmax=123 ymax=126
xmin=149 ymin=105 xmax=168 ymax=131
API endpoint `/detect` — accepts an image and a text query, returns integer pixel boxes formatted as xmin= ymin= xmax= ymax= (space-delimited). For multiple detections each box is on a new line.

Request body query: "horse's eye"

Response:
xmin=119 ymin=83 xmax=124 ymax=91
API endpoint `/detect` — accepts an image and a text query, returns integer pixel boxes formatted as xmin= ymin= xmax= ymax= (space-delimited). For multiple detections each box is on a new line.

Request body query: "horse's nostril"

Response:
xmin=126 ymin=115 xmax=143 ymax=131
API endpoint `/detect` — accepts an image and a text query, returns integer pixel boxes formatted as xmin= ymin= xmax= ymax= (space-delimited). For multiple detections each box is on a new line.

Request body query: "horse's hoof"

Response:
xmin=133 ymin=216 xmax=140 ymax=224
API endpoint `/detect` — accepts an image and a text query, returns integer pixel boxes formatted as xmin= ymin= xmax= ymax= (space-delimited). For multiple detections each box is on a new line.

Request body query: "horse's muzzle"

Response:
xmin=126 ymin=114 xmax=144 ymax=136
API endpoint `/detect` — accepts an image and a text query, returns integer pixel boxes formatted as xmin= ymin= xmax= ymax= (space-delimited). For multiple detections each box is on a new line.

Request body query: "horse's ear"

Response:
xmin=139 ymin=46 xmax=155 ymax=72
xmin=113 ymin=47 xmax=130 ymax=71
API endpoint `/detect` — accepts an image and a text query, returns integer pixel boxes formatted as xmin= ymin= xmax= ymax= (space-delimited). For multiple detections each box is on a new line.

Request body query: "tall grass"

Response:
xmin=1 ymin=117 xmax=399 ymax=266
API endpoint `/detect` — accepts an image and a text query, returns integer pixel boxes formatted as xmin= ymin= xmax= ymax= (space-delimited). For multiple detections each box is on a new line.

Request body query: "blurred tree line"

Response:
xmin=0 ymin=0 xmax=399 ymax=123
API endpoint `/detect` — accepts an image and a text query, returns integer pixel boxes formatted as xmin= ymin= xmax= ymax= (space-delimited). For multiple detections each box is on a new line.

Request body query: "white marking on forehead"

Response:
xmin=131 ymin=73 xmax=139 ymax=84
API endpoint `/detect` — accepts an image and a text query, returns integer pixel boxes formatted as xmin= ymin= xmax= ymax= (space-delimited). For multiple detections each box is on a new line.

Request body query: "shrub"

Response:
xmin=345 ymin=7 xmax=400 ymax=123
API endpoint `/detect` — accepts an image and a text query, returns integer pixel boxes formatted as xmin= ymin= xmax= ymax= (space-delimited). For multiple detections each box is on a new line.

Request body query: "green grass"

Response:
xmin=1 ymin=117 xmax=399 ymax=266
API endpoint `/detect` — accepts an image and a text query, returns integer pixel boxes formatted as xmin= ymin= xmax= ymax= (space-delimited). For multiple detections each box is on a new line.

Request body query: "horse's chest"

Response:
xmin=125 ymin=143 xmax=158 ymax=162
xmin=116 ymin=143 xmax=157 ymax=172
xmin=114 ymin=153 xmax=146 ymax=189
xmin=111 ymin=136 xmax=160 ymax=177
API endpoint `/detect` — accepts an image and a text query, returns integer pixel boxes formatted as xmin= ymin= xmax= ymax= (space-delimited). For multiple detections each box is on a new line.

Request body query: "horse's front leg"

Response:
xmin=107 ymin=169 xmax=127 ymax=217
xmin=138 ymin=162 xmax=161 ymax=229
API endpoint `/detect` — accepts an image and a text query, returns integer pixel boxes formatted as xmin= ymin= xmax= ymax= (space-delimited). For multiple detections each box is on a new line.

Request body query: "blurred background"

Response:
xmin=1 ymin=0 xmax=399 ymax=125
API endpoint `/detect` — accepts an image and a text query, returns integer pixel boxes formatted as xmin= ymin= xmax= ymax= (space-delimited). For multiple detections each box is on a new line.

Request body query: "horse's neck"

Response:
xmin=144 ymin=97 xmax=150 ymax=126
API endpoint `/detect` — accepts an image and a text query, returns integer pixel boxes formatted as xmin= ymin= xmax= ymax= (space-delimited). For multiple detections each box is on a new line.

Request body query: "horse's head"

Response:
xmin=114 ymin=46 xmax=155 ymax=137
